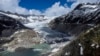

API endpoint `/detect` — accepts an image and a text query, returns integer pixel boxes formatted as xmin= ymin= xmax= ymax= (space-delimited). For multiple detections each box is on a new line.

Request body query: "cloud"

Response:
xmin=29 ymin=2 xmax=70 ymax=16
xmin=0 ymin=0 xmax=19 ymax=12
xmin=67 ymin=0 xmax=76 ymax=2
xmin=0 ymin=0 xmax=42 ymax=15
xmin=29 ymin=9 xmax=42 ymax=15
xmin=0 ymin=0 xmax=70 ymax=16
xmin=44 ymin=2 xmax=70 ymax=16
xmin=0 ymin=0 xmax=100 ymax=16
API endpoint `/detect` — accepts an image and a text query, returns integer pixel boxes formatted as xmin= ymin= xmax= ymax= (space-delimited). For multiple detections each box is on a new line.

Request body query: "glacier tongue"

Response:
xmin=0 ymin=11 xmax=71 ymax=44
xmin=23 ymin=16 xmax=71 ymax=44
xmin=24 ymin=16 xmax=72 ymax=55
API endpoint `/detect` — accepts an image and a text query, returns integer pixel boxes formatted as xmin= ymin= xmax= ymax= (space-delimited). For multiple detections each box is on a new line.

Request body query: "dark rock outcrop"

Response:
xmin=0 ymin=13 xmax=26 ymax=37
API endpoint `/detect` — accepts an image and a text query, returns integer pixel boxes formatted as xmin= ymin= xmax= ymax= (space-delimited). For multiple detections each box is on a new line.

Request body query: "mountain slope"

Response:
xmin=48 ymin=3 xmax=100 ymax=56
xmin=49 ymin=3 xmax=100 ymax=36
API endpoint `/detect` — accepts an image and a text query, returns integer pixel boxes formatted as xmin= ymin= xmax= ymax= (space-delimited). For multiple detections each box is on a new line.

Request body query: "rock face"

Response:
xmin=3 ymin=29 xmax=41 ymax=52
xmin=49 ymin=3 xmax=100 ymax=36
xmin=0 ymin=11 xmax=48 ymax=55
xmin=0 ymin=12 xmax=28 ymax=52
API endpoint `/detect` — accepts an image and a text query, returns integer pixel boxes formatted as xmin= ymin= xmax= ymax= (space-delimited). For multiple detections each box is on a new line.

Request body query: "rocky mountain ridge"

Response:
xmin=49 ymin=3 xmax=100 ymax=36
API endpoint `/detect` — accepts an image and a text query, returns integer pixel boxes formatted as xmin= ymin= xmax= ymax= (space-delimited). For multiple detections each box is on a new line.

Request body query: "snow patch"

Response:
xmin=91 ymin=43 xmax=95 ymax=47
xmin=81 ymin=5 xmax=97 ymax=8
xmin=96 ymin=45 xmax=99 ymax=48
xmin=65 ymin=52 xmax=70 ymax=56
xmin=51 ymin=48 xmax=59 ymax=52
xmin=80 ymin=46 xmax=83 ymax=55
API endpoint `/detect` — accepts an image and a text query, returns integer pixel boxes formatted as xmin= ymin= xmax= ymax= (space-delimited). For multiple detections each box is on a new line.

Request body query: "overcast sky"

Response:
xmin=0 ymin=0 xmax=99 ymax=16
